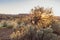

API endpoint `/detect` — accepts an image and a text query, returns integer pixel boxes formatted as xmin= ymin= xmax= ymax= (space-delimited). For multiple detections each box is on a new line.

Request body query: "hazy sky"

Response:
xmin=0 ymin=0 xmax=60 ymax=16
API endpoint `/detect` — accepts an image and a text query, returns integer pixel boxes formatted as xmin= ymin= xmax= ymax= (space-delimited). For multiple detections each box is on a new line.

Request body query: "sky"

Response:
xmin=0 ymin=0 xmax=60 ymax=16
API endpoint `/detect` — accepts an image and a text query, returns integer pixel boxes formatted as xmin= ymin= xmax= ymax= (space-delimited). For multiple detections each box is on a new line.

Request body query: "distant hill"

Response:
xmin=54 ymin=16 xmax=60 ymax=20
xmin=0 ymin=14 xmax=59 ymax=20
xmin=0 ymin=14 xmax=30 ymax=20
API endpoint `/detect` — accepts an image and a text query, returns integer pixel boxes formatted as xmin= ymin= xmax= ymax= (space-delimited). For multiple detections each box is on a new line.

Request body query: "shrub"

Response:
xmin=51 ymin=20 xmax=60 ymax=34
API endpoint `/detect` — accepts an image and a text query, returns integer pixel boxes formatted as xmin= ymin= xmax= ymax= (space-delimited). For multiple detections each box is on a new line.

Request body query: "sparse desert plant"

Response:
xmin=0 ymin=20 xmax=16 ymax=28
xmin=10 ymin=31 xmax=21 ymax=39
xmin=51 ymin=20 xmax=60 ymax=34
xmin=2 ymin=21 xmax=13 ymax=28
xmin=0 ymin=22 xmax=4 ymax=28
xmin=30 ymin=7 xmax=53 ymax=28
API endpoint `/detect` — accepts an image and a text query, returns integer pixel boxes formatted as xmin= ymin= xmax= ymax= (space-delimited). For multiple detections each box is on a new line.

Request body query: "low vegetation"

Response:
xmin=0 ymin=6 xmax=60 ymax=40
